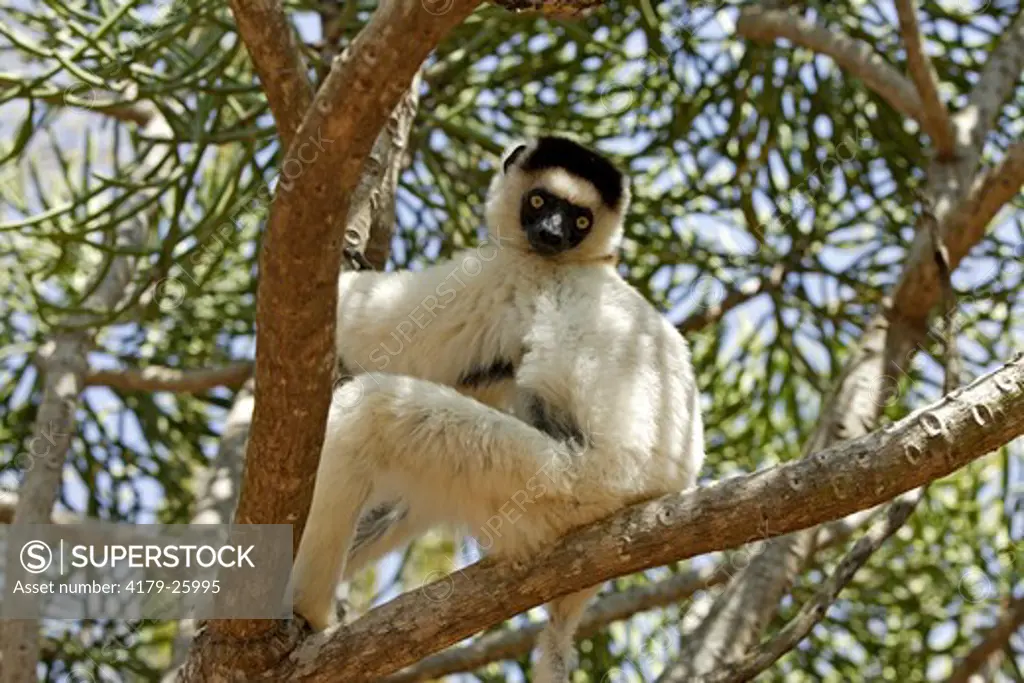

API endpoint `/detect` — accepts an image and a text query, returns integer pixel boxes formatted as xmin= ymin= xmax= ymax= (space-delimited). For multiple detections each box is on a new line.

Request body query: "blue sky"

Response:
xmin=0 ymin=2 xmax=1021 ymax=678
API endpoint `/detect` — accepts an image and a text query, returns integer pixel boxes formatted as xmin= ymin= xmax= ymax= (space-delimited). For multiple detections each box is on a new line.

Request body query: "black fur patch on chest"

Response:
xmin=522 ymin=391 xmax=589 ymax=451
xmin=458 ymin=358 xmax=516 ymax=388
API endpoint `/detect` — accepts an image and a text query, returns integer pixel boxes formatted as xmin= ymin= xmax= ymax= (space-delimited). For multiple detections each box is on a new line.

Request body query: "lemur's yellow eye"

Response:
xmin=530 ymin=194 xmax=544 ymax=209
xmin=576 ymin=216 xmax=591 ymax=230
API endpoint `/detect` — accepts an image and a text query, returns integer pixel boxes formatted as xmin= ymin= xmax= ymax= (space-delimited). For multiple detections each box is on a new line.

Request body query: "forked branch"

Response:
xmin=227 ymin=0 xmax=314 ymax=147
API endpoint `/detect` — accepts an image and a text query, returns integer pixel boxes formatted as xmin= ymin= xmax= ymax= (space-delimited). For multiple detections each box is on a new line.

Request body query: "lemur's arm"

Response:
xmin=333 ymin=267 xmax=435 ymax=373
xmin=333 ymin=253 xmax=520 ymax=387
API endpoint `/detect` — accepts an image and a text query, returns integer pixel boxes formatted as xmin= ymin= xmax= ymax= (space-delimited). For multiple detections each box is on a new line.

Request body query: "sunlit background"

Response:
xmin=0 ymin=0 xmax=1022 ymax=679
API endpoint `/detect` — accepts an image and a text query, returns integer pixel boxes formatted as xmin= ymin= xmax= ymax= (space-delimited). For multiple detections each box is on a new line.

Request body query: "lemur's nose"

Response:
xmin=536 ymin=225 xmax=563 ymax=247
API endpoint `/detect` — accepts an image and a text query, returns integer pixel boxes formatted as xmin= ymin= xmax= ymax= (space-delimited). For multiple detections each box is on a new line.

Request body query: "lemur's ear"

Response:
xmin=502 ymin=144 xmax=528 ymax=174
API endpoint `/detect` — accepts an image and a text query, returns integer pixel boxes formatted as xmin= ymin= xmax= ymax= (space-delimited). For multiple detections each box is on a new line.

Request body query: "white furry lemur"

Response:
xmin=291 ymin=135 xmax=705 ymax=682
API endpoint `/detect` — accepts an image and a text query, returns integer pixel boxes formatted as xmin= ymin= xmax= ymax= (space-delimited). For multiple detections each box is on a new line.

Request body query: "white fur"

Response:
xmin=290 ymin=140 xmax=704 ymax=682
xmin=532 ymin=167 xmax=602 ymax=208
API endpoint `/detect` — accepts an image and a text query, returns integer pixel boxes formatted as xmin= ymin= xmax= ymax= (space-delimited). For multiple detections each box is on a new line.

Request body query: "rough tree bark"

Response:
xmin=168 ymin=21 xmax=422 ymax=683
xmin=657 ymin=9 xmax=1024 ymax=678
xmin=381 ymin=513 xmax=873 ymax=682
xmin=167 ymin=68 xmax=422 ymax=683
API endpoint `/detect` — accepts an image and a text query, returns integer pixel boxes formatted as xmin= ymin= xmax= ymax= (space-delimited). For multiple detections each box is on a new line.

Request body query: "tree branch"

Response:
xmin=735 ymin=7 xmax=925 ymax=124
xmin=679 ymin=8 xmax=1023 ymax=674
xmin=943 ymin=140 xmax=1024 ymax=238
xmin=191 ymin=380 xmax=257 ymax=526
xmin=891 ymin=139 xmax=1024 ymax=332
xmin=0 ymin=113 xmax=172 ymax=682
xmin=947 ymin=595 xmax=1024 ymax=683
xmin=173 ymin=73 xmax=420 ymax=679
xmin=178 ymin=0 xmax=476 ymax=673
xmin=704 ymin=488 xmax=925 ymax=683
xmin=268 ymin=356 xmax=1024 ymax=682
xmin=889 ymin=14 xmax=1024 ymax=346
xmin=343 ymin=70 xmax=422 ymax=270
xmin=164 ymin=378 xmax=256 ymax=674
xmin=385 ymin=565 xmax=729 ymax=683
xmin=382 ymin=513 xmax=871 ymax=683
xmin=223 ymin=0 xmax=476 ymax=602
xmin=0 ymin=75 xmax=158 ymax=126
xmin=85 ymin=362 xmax=253 ymax=394
xmin=227 ymin=0 xmax=477 ymax=554
xmin=664 ymin=524 xmax=814 ymax=678
xmin=166 ymin=128 xmax=413 ymax=664
xmin=962 ymin=12 xmax=1024 ymax=155
xmin=894 ymin=0 xmax=955 ymax=158
xmin=226 ymin=0 xmax=314 ymax=147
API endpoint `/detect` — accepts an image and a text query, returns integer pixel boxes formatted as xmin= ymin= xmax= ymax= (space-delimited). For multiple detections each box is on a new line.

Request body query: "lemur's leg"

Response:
xmin=535 ymin=585 xmax=602 ymax=683
xmin=290 ymin=453 xmax=370 ymax=631
xmin=291 ymin=373 xmax=580 ymax=631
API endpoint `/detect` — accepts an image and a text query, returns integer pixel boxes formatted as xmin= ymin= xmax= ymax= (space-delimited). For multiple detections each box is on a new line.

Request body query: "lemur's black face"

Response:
xmin=520 ymin=188 xmax=594 ymax=256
